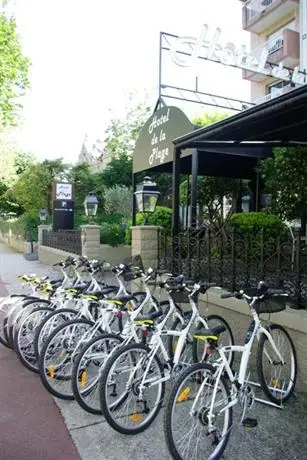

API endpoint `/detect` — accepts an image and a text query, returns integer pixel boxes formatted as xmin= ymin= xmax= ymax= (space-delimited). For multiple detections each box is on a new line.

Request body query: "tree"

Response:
xmin=193 ymin=111 xmax=231 ymax=127
xmin=10 ymin=159 xmax=66 ymax=217
xmin=0 ymin=139 xmax=34 ymax=214
xmin=69 ymin=163 xmax=104 ymax=214
xmin=100 ymin=153 xmax=133 ymax=188
xmin=179 ymin=111 xmax=239 ymax=228
xmin=180 ymin=176 xmax=240 ymax=229
xmin=0 ymin=11 xmax=30 ymax=127
xmin=260 ymin=146 xmax=307 ymax=221
xmin=104 ymin=185 xmax=133 ymax=222
xmin=102 ymin=98 xmax=151 ymax=160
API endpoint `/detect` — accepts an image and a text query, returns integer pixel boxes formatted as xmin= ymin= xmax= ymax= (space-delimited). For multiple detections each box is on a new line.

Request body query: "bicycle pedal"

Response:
xmin=242 ymin=417 xmax=258 ymax=428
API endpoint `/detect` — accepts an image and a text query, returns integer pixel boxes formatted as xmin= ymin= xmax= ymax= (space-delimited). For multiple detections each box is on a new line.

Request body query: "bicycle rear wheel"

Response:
xmin=164 ymin=362 xmax=232 ymax=460
xmin=72 ymin=333 xmax=124 ymax=414
xmin=192 ymin=314 xmax=235 ymax=367
xmin=257 ymin=324 xmax=297 ymax=405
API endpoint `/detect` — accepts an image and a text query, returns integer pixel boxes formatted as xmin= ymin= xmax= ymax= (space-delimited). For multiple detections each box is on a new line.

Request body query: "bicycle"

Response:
xmin=71 ymin=268 xmax=173 ymax=415
xmin=164 ymin=280 xmax=297 ymax=460
xmin=98 ymin=278 xmax=234 ymax=435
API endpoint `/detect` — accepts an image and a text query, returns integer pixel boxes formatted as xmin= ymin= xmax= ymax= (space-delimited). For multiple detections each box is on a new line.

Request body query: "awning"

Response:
xmin=173 ymin=85 xmax=307 ymax=149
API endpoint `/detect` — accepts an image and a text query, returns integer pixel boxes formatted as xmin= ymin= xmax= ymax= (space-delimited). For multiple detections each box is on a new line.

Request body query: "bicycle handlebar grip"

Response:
xmin=220 ymin=292 xmax=234 ymax=299
xmin=268 ymin=289 xmax=288 ymax=296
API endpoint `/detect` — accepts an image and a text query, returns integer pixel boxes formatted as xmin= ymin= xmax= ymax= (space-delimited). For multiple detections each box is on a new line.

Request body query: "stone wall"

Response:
xmin=130 ymin=276 xmax=307 ymax=393
xmin=99 ymin=244 xmax=131 ymax=265
xmin=0 ymin=230 xmax=37 ymax=254
xmin=38 ymin=245 xmax=77 ymax=266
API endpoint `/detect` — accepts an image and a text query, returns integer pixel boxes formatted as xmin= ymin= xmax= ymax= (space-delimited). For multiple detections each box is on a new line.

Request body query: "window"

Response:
xmin=266 ymin=80 xmax=295 ymax=98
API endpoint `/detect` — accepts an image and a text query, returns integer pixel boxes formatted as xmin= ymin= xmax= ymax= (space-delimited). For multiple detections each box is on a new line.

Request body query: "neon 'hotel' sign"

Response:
xmin=169 ymin=24 xmax=306 ymax=85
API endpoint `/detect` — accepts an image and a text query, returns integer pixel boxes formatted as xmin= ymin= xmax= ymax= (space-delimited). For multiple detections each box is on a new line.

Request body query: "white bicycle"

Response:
xmin=164 ymin=281 xmax=297 ymax=460
xmin=99 ymin=279 xmax=234 ymax=435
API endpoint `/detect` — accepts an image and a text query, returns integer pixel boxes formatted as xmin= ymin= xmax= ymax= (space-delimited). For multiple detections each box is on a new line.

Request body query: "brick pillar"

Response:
xmin=37 ymin=224 xmax=52 ymax=245
xmin=131 ymin=226 xmax=162 ymax=270
xmin=80 ymin=225 xmax=101 ymax=260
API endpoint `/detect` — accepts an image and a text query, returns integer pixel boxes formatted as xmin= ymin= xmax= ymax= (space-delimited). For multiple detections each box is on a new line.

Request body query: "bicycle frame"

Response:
xmin=192 ymin=295 xmax=287 ymax=432
xmin=125 ymin=286 xmax=202 ymax=395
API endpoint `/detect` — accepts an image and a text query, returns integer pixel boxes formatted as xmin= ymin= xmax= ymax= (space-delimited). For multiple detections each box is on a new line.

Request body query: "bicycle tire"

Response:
xmin=257 ymin=323 xmax=297 ymax=405
xmin=72 ymin=333 xmax=124 ymax=414
xmin=9 ymin=299 xmax=51 ymax=349
xmin=39 ymin=318 xmax=99 ymax=400
xmin=99 ymin=342 xmax=165 ymax=434
xmin=14 ymin=306 xmax=54 ymax=373
xmin=164 ymin=362 xmax=232 ymax=460
xmin=33 ymin=308 xmax=77 ymax=360
xmin=192 ymin=314 xmax=235 ymax=367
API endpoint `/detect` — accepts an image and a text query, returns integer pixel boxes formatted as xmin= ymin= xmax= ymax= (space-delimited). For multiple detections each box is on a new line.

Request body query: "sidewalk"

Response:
xmin=0 ymin=244 xmax=80 ymax=460
xmin=0 ymin=243 xmax=307 ymax=460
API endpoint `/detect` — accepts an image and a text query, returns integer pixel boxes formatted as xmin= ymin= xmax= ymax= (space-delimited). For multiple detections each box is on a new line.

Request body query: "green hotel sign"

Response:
xmin=133 ymin=106 xmax=194 ymax=173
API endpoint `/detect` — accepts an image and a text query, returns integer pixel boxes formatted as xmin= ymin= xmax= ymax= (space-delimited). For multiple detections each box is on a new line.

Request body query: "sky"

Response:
xmin=8 ymin=0 xmax=251 ymax=162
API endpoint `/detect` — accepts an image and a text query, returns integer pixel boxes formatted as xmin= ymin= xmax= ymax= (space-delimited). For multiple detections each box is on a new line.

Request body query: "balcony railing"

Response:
xmin=243 ymin=0 xmax=299 ymax=33
xmin=254 ymin=84 xmax=294 ymax=105
xmin=245 ymin=0 xmax=274 ymax=22
xmin=242 ymin=28 xmax=299 ymax=82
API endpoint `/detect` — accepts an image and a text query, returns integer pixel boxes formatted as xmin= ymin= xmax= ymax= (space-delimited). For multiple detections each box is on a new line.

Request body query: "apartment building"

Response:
xmin=240 ymin=0 xmax=307 ymax=103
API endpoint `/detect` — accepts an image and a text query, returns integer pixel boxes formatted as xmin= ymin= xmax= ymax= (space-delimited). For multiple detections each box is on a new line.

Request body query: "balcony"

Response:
xmin=242 ymin=28 xmax=299 ymax=82
xmin=253 ymin=83 xmax=295 ymax=104
xmin=242 ymin=0 xmax=299 ymax=33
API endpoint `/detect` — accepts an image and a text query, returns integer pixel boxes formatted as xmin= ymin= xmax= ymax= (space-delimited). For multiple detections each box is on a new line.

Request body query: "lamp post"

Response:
xmin=134 ymin=176 xmax=160 ymax=224
xmin=83 ymin=192 xmax=99 ymax=222
xmin=39 ymin=207 xmax=48 ymax=222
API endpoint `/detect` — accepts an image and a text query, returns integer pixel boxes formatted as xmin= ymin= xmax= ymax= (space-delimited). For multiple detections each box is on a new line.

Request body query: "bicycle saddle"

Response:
xmin=193 ymin=324 xmax=226 ymax=339
xmin=107 ymin=294 xmax=135 ymax=303
xmin=134 ymin=310 xmax=163 ymax=324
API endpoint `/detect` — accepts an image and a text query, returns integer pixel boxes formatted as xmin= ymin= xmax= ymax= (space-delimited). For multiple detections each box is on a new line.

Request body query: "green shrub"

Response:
xmin=230 ymin=212 xmax=287 ymax=238
xmin=124 ymin=206 xmax=173 ymax=246
xmin=146 ymin=206 xmax=172 ymax=232
xmin=100 ymin=223 xmax=126 ymax=247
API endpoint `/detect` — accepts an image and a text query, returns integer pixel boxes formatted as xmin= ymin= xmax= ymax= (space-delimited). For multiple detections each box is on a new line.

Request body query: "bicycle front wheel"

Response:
xmin=99 ymin=343 xmax=165 ymax=434
xmin=164 ymin=362 xmax=232 ymax=460
xmin=257 ymin=324 xmax=297 ymax=405
xmin=14 ymin=306 xmax=54 ymax=373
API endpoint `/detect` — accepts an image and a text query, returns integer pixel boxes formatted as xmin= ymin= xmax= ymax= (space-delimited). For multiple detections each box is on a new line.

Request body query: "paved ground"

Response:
xmin=0 ymin=243 xmax=307 ymax=459
xmin=0 ymin=245 xmax=80 ymax=460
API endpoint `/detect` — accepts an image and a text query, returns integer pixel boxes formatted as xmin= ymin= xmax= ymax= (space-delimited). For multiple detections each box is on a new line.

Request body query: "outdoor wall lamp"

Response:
xmin=39 ymin=207 xmax=48 ymax=222
xmin=84 ymin=191 xmax=99 ymax=217
xmin=134 ymin=176 xmax=160 ymax=224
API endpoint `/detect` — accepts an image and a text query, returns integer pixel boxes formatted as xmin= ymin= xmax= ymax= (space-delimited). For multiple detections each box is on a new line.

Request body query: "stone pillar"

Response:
xmin=131 ymin=226 xmax=162 ymax=270
xmin=80 ymin=225 xmax=101 ymax=260
xmin=38 ymin=224 xmax=52 ymax=245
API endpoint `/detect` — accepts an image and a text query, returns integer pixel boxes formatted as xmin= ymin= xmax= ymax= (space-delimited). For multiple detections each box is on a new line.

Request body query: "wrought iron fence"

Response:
xmin=158 ymin=228 xmax=307 ymax=309
xmin=42 ymin=229 xmax=82 ymax=255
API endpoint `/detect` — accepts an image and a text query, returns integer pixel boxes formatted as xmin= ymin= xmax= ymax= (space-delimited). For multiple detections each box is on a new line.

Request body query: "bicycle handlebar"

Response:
xmin=221 ymin=288 xmax=288 ymax=301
